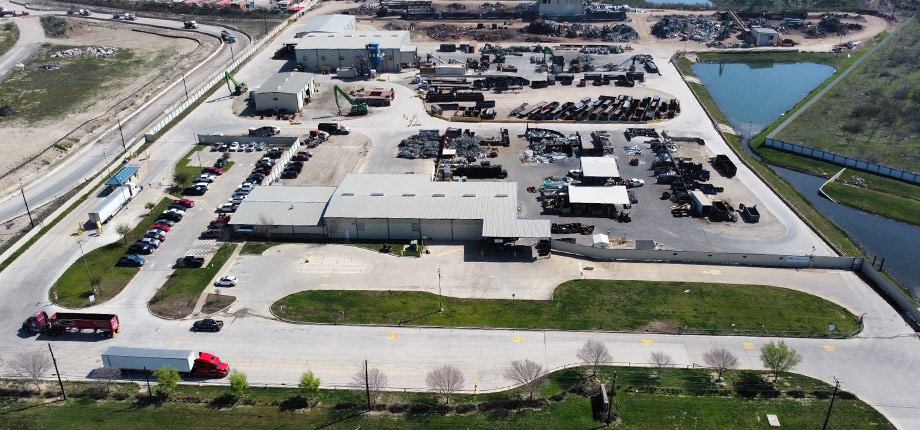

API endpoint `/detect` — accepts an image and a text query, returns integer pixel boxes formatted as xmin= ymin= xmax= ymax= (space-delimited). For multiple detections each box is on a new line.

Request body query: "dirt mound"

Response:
xmin=644 ymin=320 xmax=680 ymax=334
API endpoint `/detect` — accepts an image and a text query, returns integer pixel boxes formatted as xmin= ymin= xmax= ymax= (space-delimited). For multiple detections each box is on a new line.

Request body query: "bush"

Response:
xmin=813 ymin=390 xmax=831 ymax=399
xmin=209 ymin=393 xmax=238 ymax=409
xmin=40 ymin=16 xmax=68 ymax=38
xmin=786 ymin=390 xmax=805 ymax=399
xmin=454 ymin=403 xmax=477 ymax=414
xmin=841 ymin=120 xmax=864 ymax=134
xmin=838 ymin=391 xmax=857 ymax=400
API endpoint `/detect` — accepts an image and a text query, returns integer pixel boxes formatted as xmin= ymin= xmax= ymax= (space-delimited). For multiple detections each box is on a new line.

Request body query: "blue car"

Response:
xmin=116 ymin=254 xmax=145 ymax=267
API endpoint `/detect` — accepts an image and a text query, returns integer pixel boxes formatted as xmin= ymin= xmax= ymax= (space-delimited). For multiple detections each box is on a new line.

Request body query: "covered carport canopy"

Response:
xmin=104 ymin=166 xmax=139 ymax=186
xmin=568 ymin=185 xmax=629 ymax=205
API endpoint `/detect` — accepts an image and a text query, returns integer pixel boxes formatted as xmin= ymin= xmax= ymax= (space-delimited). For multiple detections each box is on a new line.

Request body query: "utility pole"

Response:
xmin=48 ymin=343 xmax=66 ymax=401
xmin=117 ymin=116 xmax=127 ymax=152
xmin=364 ymin=360 xmax=371 ymax=411
xmin=181 ymin=74 xmax=190 ymax=101
xmin=144 ymin=367 xmax=152 ymax=396
xmin=20 ymin=187 xmax=34 ymax=228
xmin=822 ymin=377 xmax=840 ymax=430
xmin=78 ymin=241 xmax=95 ymax=295
xmin=437 ymin=268 xmax=443 ymax=312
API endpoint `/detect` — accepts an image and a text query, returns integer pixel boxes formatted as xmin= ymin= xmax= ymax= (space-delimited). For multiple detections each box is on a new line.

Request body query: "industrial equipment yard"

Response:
xmin=0 ymin=0 xmax=918 ymax=428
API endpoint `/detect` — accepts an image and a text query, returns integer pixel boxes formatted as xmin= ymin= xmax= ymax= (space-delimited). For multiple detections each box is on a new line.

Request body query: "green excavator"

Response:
xmin=333 ymin=85 xmax=368 ymax=116
xmin=225 ymin=71 xmax=248 ymax=96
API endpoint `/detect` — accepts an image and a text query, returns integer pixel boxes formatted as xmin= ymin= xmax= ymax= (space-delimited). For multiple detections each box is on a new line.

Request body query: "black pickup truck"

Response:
xmin=192 ymin=319 xmax=224 ymax=332
xmin=176 ymin=256 xmax=205 ymax=268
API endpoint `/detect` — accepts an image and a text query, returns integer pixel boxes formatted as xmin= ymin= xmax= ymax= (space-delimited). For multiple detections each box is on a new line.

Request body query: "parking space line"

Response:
xmin=387 ymin=333 xmax=398 ymax=340
xmin=823 ymin=345 xmax=836 ymax=352
xmin=743 ymin=343 xmax=756 ymax=349
xmin=641 ymin=339 xmax=653 ymax=346
xmin=488 ymin=275 xmax=497 ymax=279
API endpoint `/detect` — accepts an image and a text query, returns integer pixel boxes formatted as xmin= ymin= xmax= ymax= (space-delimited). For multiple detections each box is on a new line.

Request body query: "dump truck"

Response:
xmin=318 ymin=122 xmax=350 ymax=135
xmin=248 ymin=126 xmax=280 ymax=137
xmin=101 ymin=347 xmax=230 ymax=378
xmin=89 ymin=183 xmax=141 ymax=224
xmin=22 ymin=312 xmax=120 ymax=338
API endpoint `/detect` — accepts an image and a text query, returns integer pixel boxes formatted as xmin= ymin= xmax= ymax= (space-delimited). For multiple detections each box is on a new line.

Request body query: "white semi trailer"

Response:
xmin=88 ymin=183 xmax=140 ymax=224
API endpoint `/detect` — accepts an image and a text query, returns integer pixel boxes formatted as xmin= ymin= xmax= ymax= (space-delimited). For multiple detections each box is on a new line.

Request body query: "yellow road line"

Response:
xmin=823 ymin=345 xmax=836 ymax=352
xmin=743 ymin=343 xmax=755 ymax=349
xmin=641 ymin=340 xmax=653 ymax=346
xmin=513 ymin=336 xmax=524 ymax=343
xmin=388 ymin=333 xmax=399 ymax=340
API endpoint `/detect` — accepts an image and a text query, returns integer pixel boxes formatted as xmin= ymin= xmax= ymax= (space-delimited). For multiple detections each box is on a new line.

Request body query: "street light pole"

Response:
xmin=437 ymin=268 xmax=443 ymax=312
xmin=181 ymin=74 xmax=190 ymax=100
xmin=78 ymin=241 xmax=95 ymax=295
xmin=20 ymin=187 xmax=34 ymax=228
xmin=822 ymin=377 xmax=840 ymax=430
xmin=117 ymin=116 xmax=127 ymax=153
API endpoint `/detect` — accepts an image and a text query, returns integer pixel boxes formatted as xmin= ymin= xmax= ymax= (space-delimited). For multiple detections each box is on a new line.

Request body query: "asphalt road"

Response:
xmin=0 ymin=2 xmax=250 ymax=223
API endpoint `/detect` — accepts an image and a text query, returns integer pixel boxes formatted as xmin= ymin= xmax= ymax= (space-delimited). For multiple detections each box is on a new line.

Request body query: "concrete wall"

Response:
xmin=550 ymin=240 xmax=858 ymax=270
xmin=858 ymin=260 xmax=920 ymax=325
xmin=197 ymin=135 xmax=299 ymax=146
xmin=420 ymin=219 xmax=452 ymax=240
xmin=538 ymin=0 xmax=584 ymax=16
xmin=451 ymin=219 xmax=482 ymax=240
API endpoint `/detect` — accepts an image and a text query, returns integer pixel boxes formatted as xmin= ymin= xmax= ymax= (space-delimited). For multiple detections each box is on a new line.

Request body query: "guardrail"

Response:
xmin=764 ymin=138 xmax=920 ymax=185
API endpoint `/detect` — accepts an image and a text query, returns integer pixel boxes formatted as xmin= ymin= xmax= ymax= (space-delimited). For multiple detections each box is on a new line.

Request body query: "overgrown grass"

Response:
xmin=0 ymin=22 xmax=19 ymax=57
xmin=0 ymin=44 xmax=146 ymax=122
xmin=0 ymin=366 xmax=893 ymax=429
xmin=697 ymin=51 xmax=851 ymax=68
xmin=51 ymin=198 xmax=171 ymax=308
xmin=823 ymin=182 xmax=920 ymax=227
xmin=774 ymin=18 xmax=920 ymax=173
xmin=710 ymin=0 xmax=862 ymax=11
xmin=39 ymin=15 xmax=68 ymax=38
xmin=201 ymin=293 xmax=235 ymax=314
xmin=149 ymin=244 xmax=236 ymax=319
xmin=273 ymin=280 xmax=859 ymax=335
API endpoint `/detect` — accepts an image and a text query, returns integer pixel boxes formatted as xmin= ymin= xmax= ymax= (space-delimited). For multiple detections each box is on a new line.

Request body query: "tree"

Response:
xmin=426 ymin=365 xmax=464 ymax=405
xmin=94 ymin=367 xmax=121 ymax=394
xmin=577 ymin=340 xmax=612 ymax=377
xmin=649 ymin=351 xmax=673 ymax=377
xmin=299 ymin=371 xmax=320 ymax=399
xmin=503 ymin=359 xmax=544 ymax=400
xmin=703 ymin=348 xmax=739 ymax=381
xmin=144 ymin=202 xmax=155 ymax=211
xmin=760 ymin=341 xmax=802 ymax=382
xmin=9 ymin=351 xmax=52 ymax=391
xmin=229 ymin=370 xmax=249 ymax=397
xmin=173 ymin=171 xmax=191 ymax=188
xmin=115 ymin=223 xmax=132 ymax=244
xmin=352 ymin=367 xmax=388 ymax=404
xmin=153 ymin=366 xmax=180 ymax=397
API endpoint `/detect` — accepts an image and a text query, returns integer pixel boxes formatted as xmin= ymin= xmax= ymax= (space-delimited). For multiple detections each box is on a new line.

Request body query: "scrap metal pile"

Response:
xmin=651 ymin=15 xmax=722 ymax=41
xmin=397 ymin=130 xmax=442 ymax=159
xmin=445 ymin=134 xmax=487 ymax=159
xmin=525 ymin=21 xmax=639 ymax=42
xmin=513 ymin=95 xmax=679 ymax=122
xmin=522 ymin=127 xmax=582 ymax=162
xmin=805 ymin=15 xmax=863 ymax=38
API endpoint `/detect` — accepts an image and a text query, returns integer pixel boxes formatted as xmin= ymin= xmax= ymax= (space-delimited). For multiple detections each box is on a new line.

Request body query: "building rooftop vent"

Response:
xmin=462 ymin=194 xmax=476 ymax=197
xmin=432 ymin=193 xmax=445 ymax=197
xmin=402 ymin=193 xmax=415 ymax=197
xmin=371 ymin=193 xmax=384 ymax=196
xmin=341 ymin=192 xmax=354 ymax=196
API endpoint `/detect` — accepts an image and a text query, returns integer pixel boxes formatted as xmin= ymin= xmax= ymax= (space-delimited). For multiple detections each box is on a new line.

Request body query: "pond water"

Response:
xmin=692 ymin=62 xmax=835 ymax=137
xmin=644 ymin=0 xmax=713 ymax=5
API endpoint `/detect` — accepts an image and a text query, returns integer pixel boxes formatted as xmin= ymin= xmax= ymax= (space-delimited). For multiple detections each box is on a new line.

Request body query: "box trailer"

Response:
xmin=102 ymin=347 xmax=229 ymax=378
xmin=22 ymin=311 xmax=120 ymax=338
xmin=690 ymin=190 xmax=712 ymax=217
xmin=89 ymin=183 xmax=140 ymax=224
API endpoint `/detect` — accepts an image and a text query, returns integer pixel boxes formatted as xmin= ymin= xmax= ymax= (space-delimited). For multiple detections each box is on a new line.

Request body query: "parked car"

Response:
xmin=284 ymin=164 xmax=303 ymax=173
xmin=176 ymin=256 xmax=205 ymax=268
xmin=235 ymin=186 xmax=253 ymax=194
xmin=214 ymin=157 xmax=228 ymax=168
xmin=228 ymin=142 xmax=240 ymax=152
xmin=128 ymin=243 xmax=154 ymax=255
xmin=280 ymin=170 xmax=298 ymax=179
xmin=139 ymin=238 xmax=161 ymax=249
xmin=231 ymin=192 xmax=249 ymax=199
xmin=195 ymin=174 xmax=216 ymax=183
xmin=145 ymin=231 xmax=166 ymax=241
xmin=212 ymin=142 xmax=227 ymax=152
xmin=192 ymin=318 xmax=224 ymax=332
xmin=245 ymin=143 xmax=256 ymax=152
xmin=200 ymin=229 xmax=223 ymax=239
xmin=151 ymin=223 xmax=171 ymax=232
xmin=116 ymin=254 xmax=145 ymax=267
xmin=215 ymin=276 xmax=238 ymax=287
xmin=184 ymin=186 xmax=207 ymax=196
xmin=255 ymin=142 xmax=267 ymax=151
xmin=216 ymin=203 xmax=237 ymax=213
xmin=172 ymin=198 xmax=195 ymax=208
xmin=201 ymin=167 xmax=223 ymax=176
xmin=160 ymin=212 xmax=183 ymax=222
xmin=240 ymin=182 xmax=255 ymax=189
xmin=154 ymin=219 xmax=176 ymax=227
xmin=167 ymin=205 xmax=187 ymax=213
xmin=626 ymin=178 xmax=645 ymax=188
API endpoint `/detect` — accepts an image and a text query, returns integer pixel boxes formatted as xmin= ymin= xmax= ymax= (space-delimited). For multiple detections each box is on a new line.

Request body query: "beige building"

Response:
xmin=251 ymin=72 xmax=316 ymax=114
xmin=294 ymin=31 xmax=417 ymax=74
xmin=751 ymin=26 xmax=780 ymax=46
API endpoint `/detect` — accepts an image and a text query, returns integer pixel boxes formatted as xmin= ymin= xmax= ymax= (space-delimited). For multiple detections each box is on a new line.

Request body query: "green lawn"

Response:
xmin=697 ymin=51 xmax=851 ymax=68
xmin=149 ymin=244 xmax=236 ymax=319
xmin=0 ymin=366 xmax=893 ymax=430
xmin=239 ymin=241 xmax=280 ymax=255
xmin=51 ymin=198 xmax=171 ymax=307
xmin=272 ymin=280 xmax=860 ymax=336
xmin=0 ymin=45 xmax=146 ymax=123
xmin=0 ymin=22 xmax=19 ymax=58
xmin=774 ymin=18 xmax=920 ymax=173
xmin=823 ymin=182 xmax=920 ymax=227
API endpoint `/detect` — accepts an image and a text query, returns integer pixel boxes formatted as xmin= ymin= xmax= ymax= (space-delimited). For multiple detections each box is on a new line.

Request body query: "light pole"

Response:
xmin=822 ymin=377 xmax=840 ymax=430
xmin=437 ymin=268 xmax=443 ymax=312
xmin=78 ymin=240 xmax=95 ymax=296
xmin=181 ymin=74 xmax=190 ymax=100
xmin=101 ymin=149 xmax=111 ymax=175
xmin=117 ymin=116 xmax=127 ymax=153
xmin=20 ymin=186 xmax=34 ymax=228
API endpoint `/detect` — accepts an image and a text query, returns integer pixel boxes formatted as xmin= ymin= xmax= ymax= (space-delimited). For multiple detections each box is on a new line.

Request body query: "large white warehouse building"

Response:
xmin=294 ymin=31 xmax=417 ymax=74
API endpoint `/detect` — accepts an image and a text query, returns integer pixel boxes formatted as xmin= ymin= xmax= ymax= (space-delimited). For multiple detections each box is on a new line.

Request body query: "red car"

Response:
xmin=172 ymin=198 xmax=195 ymax=208
xmin=151 ymin=223 xmax=172 ymax=232
xmin=201 ymin=167 xmax=224 ymax=176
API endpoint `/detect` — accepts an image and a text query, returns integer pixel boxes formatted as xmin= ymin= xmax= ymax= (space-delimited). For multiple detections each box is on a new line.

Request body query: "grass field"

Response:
xmin=774 ymin=18 xmax=920 ymax=173
xmin=272 ymin=280 xmax=859 ymax=335
xmin=823 ymin=182 xmax=920 ymax=226
xmin=0 ymin=366 xmax=893 ymax=429
xmin=149 ymin=244 xmax=236 ymax=319
xmin=239 ymin=241 xmax=279 ymax=255
xmin=697 ymin=50 xmax=852 ymax=68
xmin=0 ymin=22 xmax=19 ymax=58
xmin=51 ymin=198 xmax=171 ymax=307
xmin=0 ymin=45 xmax=146 ymax=123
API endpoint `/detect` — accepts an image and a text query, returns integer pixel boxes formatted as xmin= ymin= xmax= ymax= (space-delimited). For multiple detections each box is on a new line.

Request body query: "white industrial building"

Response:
xmin=751 ymin=26 xmax=780 ymax=46
xmin=230 ymin=174 xmax=550 ymax=241
xmin=538 ymin=0 xmax=585 ymax=16
xmin=568 ymin=185 xmax=629 ymax=217
xmin=580 ymin=157 xmax=621 ymax=184
xmin=295 ymin=31 xmax=417 ymax=74
xmin=294 ymin=14 xmax=356 ymax=37
xmin=251 ymin=72 xmax=316 ymax=114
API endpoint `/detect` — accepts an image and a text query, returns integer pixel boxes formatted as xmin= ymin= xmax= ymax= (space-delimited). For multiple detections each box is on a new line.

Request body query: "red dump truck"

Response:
xmin=21 ymin=311 xmax=120 ymax=338
xmin=102 ymin=347 xmax=230 ymax=378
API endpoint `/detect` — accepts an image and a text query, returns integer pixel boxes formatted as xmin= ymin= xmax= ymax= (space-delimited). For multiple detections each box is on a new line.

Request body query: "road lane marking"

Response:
xmin=641 ymin=340 xmax=653 ymax=346
xmin=702 ymin=270 xmax=721 ymax=275
xmin=513 ymin=336 xmax=524 ymax=342
xmin=743 ymin=343 xmax=755 ymax=349
xmin=387 ymin=333 xmax=398 ymax=340
xmin=823 ymin=345 xmax=836 ymax=352
xmin=488 ymin=275 xmax=497 ymax=279
xmin=323 ymin=274 xmax=332 ymax=278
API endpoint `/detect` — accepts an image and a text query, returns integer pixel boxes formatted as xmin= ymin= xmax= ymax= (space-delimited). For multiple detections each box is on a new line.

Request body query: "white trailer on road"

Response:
xmin=102 ymin=347 xmax=196 ymax=373
xmin=88 ymin=183 xmax=140 ymax=224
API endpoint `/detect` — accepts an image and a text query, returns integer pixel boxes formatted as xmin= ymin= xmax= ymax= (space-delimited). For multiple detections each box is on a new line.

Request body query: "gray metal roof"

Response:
xmin=297 ymin=31 xmax=411 ymax=51
xmin=580 ymin=157 xmax=620 ymax=178
xmin=297 ymin=14 xmax=355 ymax=35
xmin=255 ymin=72 xmax=314 ymax=95
xmin=229 ymin=186 xmax=336 ymax=226
xmin=568 ymin=185 xmax=629 ymax=204
xmin=482 ymin=218 xmax=551 ymax=239
xmin=103 ymin=347 xmax=192 ymax=360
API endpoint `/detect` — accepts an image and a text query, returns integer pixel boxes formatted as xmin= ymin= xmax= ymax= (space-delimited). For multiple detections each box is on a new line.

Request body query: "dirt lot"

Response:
xmin=274 ymin=131 xmax=371 ymax=187
xmin=0 ymin=18 xmax=216 ymax=194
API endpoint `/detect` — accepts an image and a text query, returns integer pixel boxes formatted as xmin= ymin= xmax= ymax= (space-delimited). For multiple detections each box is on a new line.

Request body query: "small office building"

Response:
xmin=252 ymin=72 xmax=316 ymax=114
xmin=751 ymin=26 xmax=780 ymax=46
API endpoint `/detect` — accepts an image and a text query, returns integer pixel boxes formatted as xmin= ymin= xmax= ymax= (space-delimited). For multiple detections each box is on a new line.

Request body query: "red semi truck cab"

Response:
xmin=22 ymin=311 xmax=120 ymax=338
xmin=195 ymin=352 xmax=230 ymax=377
